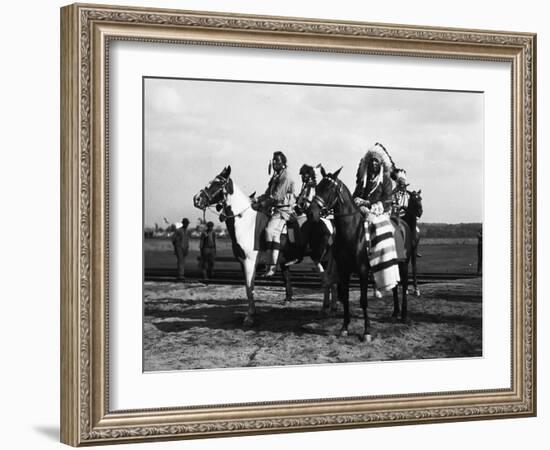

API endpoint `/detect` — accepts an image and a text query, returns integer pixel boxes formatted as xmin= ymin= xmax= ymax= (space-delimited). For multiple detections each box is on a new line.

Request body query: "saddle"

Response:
xmin=251 ymin=196 xmax=276 ymax=214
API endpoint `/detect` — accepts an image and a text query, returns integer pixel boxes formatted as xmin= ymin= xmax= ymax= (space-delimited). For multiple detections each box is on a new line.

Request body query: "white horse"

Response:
xmin=193 ymin=166 xmax=337 ymax=326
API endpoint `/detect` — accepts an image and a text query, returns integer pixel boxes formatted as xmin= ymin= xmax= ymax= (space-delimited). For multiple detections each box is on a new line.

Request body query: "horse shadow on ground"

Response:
xmin=424 ymin=292 xmax=482 ymax=303
xmin=374 ymin=311 xmax=481 ymax=328
xmin=406 ymin=311 xmax=481 ymax=327
xmin=146 ymin=297 xmax=350 ymax=336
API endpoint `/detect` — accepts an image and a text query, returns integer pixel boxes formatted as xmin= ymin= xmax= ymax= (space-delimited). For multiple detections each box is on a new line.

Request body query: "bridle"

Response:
xmin=312 ymin=177 xmax=350 ymax=217
xmin=198 ymin=176 xmax=251 ymax=220
xmin=312 ymin=176 xmax=363 ymax=218
xmin=198 ymin=176 xmax=228 ymax=206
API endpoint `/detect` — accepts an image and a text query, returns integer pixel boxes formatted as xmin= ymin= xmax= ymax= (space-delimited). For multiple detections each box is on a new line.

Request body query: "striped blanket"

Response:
xmin=366 ymin=214 xmax=400 ymax=291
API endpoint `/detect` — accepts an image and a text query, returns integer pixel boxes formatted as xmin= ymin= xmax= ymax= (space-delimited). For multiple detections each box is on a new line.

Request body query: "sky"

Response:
xmin=144 ymin=77 xmax=483 ymax=228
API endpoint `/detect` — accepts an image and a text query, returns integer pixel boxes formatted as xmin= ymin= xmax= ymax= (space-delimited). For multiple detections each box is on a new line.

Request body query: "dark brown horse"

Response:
xmin=309 ymin=168 xmax=413 ymax=342
xmin=399 ymin=189 xmax=423 ymax=296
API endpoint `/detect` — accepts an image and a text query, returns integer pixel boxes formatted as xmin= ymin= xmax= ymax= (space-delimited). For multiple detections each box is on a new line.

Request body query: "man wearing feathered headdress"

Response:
xmin=353 ymin=143 xmax=394 ymax=216
xmin=353 ymin=143 xmax=400 ymax=292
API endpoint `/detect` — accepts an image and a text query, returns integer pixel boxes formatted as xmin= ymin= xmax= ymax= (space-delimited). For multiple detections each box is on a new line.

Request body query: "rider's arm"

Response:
xmin=352 ymin=183 xmax=363 ymax=200
xmin=380 ymin=176 xmax=394 ymax=212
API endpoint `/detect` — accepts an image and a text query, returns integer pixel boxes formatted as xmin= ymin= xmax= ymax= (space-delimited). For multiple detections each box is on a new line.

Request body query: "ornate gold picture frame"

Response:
xmin=60 ymin=3 xmax=536 ymax=446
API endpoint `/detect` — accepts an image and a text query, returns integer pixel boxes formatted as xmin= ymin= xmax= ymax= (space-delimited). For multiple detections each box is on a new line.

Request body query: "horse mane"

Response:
xmin=329 ymin=176 xmax=360 ymax=214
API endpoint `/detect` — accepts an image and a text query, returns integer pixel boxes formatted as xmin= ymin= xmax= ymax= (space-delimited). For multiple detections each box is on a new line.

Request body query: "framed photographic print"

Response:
xmin=60 ymin=3 xmax=536 ymax=446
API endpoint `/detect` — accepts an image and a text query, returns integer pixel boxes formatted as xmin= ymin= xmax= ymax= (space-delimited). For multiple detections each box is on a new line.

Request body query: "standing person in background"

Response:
xmin=171 ymin=218 xmax=190 ymax=281
xmin=199 ymin=221 xmax=217 ymax=280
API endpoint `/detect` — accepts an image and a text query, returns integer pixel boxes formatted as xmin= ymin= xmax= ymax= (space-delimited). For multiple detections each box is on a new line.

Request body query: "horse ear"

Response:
xmin=417 ymin=189 xmax=422 ymax=195
xmin=226 ymin=178 xmax=234 ymax=195
xmin=320 ymin=166 xmax=327 ymax=178
xmin=220 ymin=165 xmax=232 ymax=179
xmin=333 ymin=166 xmax=343 ymax=179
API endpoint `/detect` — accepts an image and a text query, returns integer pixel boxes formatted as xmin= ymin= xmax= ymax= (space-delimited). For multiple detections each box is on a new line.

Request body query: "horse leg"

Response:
xmin=392 ymin=286 xmax=400 ymax=320
xmin=330 ymin=283 xmax=338 ymax=312
xmin=242 ymin=257 xmax=257 ymax=326
xmin=318 ymin=258 xmax=333 ymax=316
xmin=325 ymin=251 xmax=339 ymax=312
xmin=337 ymin=274 xmax=350 ymax=337
xmin=400 ymin=262 xmax=409 ymax=323
xmin=411 ymin=251 xmax=420 ymax=296
xmin=359 ymin=267 xmax=372 ymax=342
xmin=320 ymin=283 xmax=330 ymax=317
xmin=280 ymin=262 xmax=293 ymax=303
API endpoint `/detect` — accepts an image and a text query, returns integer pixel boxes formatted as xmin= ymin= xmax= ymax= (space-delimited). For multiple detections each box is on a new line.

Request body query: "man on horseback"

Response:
xmin=352 ymin=144 xmax=394 ymax=221
xmin=259 ymin=151 xmax=296 ymax=277
xmin=352 ymin=143 xmax=400 ymax=291
xmin=286 ymin=164 xmax=335 ymax=269
xmin=280 ymin=164 xmax=317 ymax=267
xmin=295 ymin=164 xmax=317 ymax=222
xmin=391 ymin=169 xmax=422 ymax=258
xmin=391 ymin=169 xmax=410 ymax=218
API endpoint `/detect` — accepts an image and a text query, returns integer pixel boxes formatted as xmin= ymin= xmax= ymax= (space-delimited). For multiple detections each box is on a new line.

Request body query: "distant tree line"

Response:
xmin=419 ymin=223 xmax=482 ymax=238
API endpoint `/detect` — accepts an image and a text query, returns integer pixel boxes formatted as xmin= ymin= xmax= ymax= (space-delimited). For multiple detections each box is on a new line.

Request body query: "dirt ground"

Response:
xmin=143 ymin=278 xmax=482 ymax=371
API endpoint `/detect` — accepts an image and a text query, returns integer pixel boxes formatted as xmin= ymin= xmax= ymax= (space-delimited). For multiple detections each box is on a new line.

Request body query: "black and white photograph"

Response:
xmin=143 ymin=77 xmax=483 ymax=372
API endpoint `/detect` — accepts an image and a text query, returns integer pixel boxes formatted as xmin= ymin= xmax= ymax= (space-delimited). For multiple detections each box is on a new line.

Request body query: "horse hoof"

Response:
xmin=374 ymin=290 xmax=383 ymax=299
xmin=243 ymin=316 xmax=255 ymax=327
xmin=414 ymin=289 xmax=421 ymax=297
xmin=390 ymin=315 xmax=399 ymax=323
xmin=359 ymin=333 xmax=372 ymax=343
xmin=339 ymin=329 xmax=349 ymax=337
xmin=283 ymin=297 xmax=292 ymax=304
xmin=319 ymin=308 xmax=329 ymax=318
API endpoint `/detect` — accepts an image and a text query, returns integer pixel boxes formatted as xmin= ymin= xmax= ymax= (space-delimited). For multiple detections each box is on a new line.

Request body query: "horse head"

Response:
xmin=309 ymin=167 xmax=343 ymax=223
xmin=193 ymin=165 xmax=234 ymax=210
xmin=409 ymin=189 xmax=423 ymax=218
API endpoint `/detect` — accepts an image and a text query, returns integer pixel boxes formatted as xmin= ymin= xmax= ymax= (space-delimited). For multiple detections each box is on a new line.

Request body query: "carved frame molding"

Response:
xmin=61 ymin=3 xmax=536 ymax=446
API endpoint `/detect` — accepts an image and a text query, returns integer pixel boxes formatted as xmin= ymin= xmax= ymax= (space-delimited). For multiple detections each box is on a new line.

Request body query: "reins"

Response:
xmin=206 ymin=203 xmax=251 ymax=220
xmin=314 ymin=178 xmax=361 ymax=219
xmin=199 ymin=176 xmax=252 ymax=220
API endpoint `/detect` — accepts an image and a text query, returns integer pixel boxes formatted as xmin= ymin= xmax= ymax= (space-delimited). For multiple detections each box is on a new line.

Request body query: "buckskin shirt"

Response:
xmin=265 ymin=167 xmax=295 ymax=219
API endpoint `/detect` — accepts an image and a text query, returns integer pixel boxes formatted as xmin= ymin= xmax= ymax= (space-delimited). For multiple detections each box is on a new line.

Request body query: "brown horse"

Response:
xmin=309 ymin=168 xmax=413 ymax=342
xmin=400 ymin=189 xmax=423 ymax=296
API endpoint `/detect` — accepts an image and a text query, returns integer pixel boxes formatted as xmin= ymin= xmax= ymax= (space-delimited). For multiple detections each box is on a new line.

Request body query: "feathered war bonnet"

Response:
xmin=356 ymin=142 xmax=394 ymax=189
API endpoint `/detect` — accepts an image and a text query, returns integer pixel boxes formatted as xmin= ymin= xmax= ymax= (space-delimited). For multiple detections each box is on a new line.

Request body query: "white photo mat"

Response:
xmin=109 ymin=41 xmax=511 ymax=411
